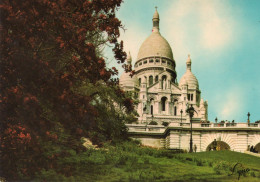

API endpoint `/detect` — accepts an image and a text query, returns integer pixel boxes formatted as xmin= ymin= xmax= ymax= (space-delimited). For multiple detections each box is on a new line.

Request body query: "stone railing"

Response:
xmin=126 ymin=122 xmax=260 ymax=133
xmin=126 ymin=124 xmax=165 ymax=133
xmin=175 ymin=123 xmax=259 ymax=128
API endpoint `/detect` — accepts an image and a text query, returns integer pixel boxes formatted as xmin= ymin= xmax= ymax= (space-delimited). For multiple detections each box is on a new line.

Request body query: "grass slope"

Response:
xmin=34 ymin=141 xmax=260 ymax=182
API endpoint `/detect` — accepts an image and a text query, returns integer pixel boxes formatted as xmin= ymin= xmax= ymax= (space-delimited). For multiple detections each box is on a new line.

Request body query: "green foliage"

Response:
xmin=0 ymin=0 xmax=138 ymax=180
xmin=213 ymin=161 xmax=232 ymax=175
xmin=22 ymin=141 xmax=259 ymax=181
xmin=162 ymin=121 xmax=169 ymax=127
xmin=193 ymin=158 xmax=204 ymax=166
xmin=148 ymin=121 xmax=158 ymax=125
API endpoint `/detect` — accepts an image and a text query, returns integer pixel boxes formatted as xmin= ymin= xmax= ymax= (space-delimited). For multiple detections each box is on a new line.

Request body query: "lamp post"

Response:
xmin=247 ymin=112 xmax=250 ymax=124
xmin=215 ymin=117 xmax=218 ymax=123
xmin=186 ymin=104 xmax=196 ymax=153
xmin=180 ymin=109 xmax=183 ymax=126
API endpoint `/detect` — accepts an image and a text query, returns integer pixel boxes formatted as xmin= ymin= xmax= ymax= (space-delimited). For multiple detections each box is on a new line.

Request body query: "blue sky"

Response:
xmin=105 ymin=0 xmax=260 ymax=123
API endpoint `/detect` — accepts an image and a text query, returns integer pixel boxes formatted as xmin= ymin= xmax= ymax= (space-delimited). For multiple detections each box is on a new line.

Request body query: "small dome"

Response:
xmin=119 ymin=72 xmax=138 ymax=87
xmin=179 ymin=70 xmax=199 ymax=89
xmin=137 ymin=32 xmax=173 ymax=60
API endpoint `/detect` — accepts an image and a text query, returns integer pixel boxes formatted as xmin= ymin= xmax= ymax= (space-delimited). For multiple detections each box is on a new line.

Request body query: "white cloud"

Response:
xmin=161 ymin=0 xmax=235 ymax=65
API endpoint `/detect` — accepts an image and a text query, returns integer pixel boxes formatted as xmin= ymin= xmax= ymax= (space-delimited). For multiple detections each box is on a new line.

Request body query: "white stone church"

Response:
xmin=119 ymin=9 xmax=260 ymax=152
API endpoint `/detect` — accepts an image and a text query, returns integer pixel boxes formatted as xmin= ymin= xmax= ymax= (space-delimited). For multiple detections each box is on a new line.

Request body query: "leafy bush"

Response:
xmin=194 ymin=158 xmax=204 ymax=166
xmin=185 ymin=157 xmax=193 ymax=161
xmin=250 ymin=171 xmax=256 ymax=177
xmin=213 ymin=161 xmax=232 ymax=175
xmin=149 ymin=121 xmax=158 ymax=125
xmin=143 ymin=157 xmax=150 ymax=164
xmin=207 ymin=161 xmax=213 ymax=167
xmin=162 ymin=122 xmax=169 ymax=127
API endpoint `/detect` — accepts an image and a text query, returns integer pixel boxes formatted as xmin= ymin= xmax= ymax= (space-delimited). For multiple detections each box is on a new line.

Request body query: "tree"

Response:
xmin=0 ymin=0 xmax=134 ymax=180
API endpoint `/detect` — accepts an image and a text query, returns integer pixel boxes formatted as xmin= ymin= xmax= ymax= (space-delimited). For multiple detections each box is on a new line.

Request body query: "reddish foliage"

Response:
xmin=0 ymin=0 xmax=132 ymax=180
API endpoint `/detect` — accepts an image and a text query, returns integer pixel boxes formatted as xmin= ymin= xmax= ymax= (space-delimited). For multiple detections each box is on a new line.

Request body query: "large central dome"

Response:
xmin=137 ymin=32 xmax=173 ymax=60
xmin=137 ymin=9 xmax=173 ymax=61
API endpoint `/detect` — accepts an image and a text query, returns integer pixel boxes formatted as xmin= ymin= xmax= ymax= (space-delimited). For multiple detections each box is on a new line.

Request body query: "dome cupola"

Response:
xmin=179 ymin=55 xmax=199 ymax=89
xmin=134 ymin=8 xmax=176 ymax=81
xmin=120 ymin=52 xmax=138 ymax=88
xmin=136 ymin=8 xmax=174 ymax=61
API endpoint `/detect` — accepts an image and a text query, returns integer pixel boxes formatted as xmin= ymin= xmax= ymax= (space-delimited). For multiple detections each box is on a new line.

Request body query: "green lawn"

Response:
xmin=34 ymin=142 xmax=260 ymax=182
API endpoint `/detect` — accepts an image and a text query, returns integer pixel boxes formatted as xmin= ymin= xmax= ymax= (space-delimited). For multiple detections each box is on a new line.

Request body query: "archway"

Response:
xmin=254 ymin=143 xmax=260 ymax=153
xmin=149 ymin=75 xmax=153 ymax=86
xmin=161 ymin=97 xmax=167 ymax=112
xmin=206 ymin=140 xmax=230 ymax=151
xmin=150 ymin=99 xmax=154 ymax=115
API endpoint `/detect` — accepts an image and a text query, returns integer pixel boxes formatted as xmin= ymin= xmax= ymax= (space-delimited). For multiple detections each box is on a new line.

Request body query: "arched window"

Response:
xmin=139 ymin=78 xmax=141 ymax=86
xmin=150 ymin=99 xmax=154 ymax=115
xmin=161 ymin=97 xmax=167 ymax=111
xmin=174 ymin=106 xmax=177 ymax=116
xmin=155 ymin=75 xmax=158 ymax=82
xmin=149 ymin=76 xmax=153 ymax=86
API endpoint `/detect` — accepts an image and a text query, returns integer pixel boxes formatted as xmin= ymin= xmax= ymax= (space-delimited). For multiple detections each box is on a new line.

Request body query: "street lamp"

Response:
xmin=180 ymin=109 xmax=183 ymax=126
xmin=186 ymin=104 xmax=196 ymax=153
xmin=247 ymin=112 xmax=250 ymax=124
xmin=215 ymin=117 xmax=218 ymax=123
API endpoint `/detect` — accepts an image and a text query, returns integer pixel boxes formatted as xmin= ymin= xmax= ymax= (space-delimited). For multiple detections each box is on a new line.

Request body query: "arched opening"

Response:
xmin=150 ymin=99 xmax=154 ymax=115
xmin=149 ymin=75 xmax=153 ymax=86
xmin=254 ymin=143 xmax=260 ymax=153
xmin=174 ymin=106 xmax=177 ymax=116
xmin=155 ymin=75 xmax=158 ymax=82
xmin=206 ymin=140 xmax=230 ymax=151
xmin=161 ymin=97 xmax=167 ymax=111
xmin=138 ymin=78 xmax=141 ymax=86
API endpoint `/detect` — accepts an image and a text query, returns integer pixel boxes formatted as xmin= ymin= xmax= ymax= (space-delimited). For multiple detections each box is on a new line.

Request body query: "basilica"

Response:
xmin=120 ymin=9 xmax=208 ymax=125
xmin=118 ymin=9 xmax=260 ymax=152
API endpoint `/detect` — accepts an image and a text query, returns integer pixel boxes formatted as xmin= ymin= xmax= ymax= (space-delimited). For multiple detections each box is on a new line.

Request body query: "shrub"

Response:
xmin=149 ymin=121 xmax=158 ymax=125
xmin=213 ymin=161 xmax=233 ymax=175
xmin=185 ymin=157 xmax=193 ymax=161
xmin=250 ymin=171 xmax=256 ymax=177
xmin=116 ymin=152 xmax=128 ymax=166
xmin=162 ymin=122 xmax=169 ymax=127
xmin=143 ymin=157 xmax=150 ymax=164
xmin=128 ymin=155 xmax=138 ymax=167
xmin=207 ymin=161 xmax=213 ymax=167
xmin=194 ymin=158 xmax=204 ymax=166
